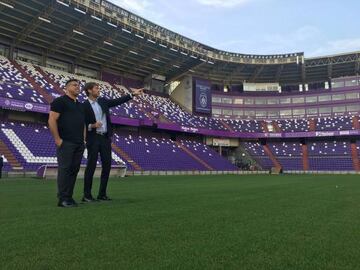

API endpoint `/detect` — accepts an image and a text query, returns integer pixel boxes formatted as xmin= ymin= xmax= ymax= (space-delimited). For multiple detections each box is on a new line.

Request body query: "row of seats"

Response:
xmin=243 ymin=140 xmax=357 ymax=171
xmin=0 ymin=121 xmax=235 ymax=171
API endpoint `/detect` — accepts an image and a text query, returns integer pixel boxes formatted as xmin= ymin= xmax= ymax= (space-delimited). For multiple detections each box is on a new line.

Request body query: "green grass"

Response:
xmin=1 ymin=174 xmax=360 ymax=270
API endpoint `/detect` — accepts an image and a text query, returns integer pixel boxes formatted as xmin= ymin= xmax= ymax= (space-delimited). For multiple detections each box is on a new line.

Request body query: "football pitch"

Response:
xmin=1 ymin=174 xmax=359 ymax=270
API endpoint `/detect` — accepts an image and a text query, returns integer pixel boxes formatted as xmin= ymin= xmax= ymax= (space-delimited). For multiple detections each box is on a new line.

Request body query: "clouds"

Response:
xmin=106 ymin=0 xmax=360 ymax=57
xmin=110 ymin=0 xmax=151 ymax=13
xmin=309 ymin=38 xmax=360 ymax=57
xmin=110 ymin=0 xmax=165 ymax=24
xmin=195 ymin=0 xmax=250 ymax=8
xmin=214 ymin=26 xmax=321 ymax=55
xmin=110 ymin=0 xmax=207 ymax=41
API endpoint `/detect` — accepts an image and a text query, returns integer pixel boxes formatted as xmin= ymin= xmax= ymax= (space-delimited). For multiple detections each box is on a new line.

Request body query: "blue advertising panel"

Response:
xmin=194 ymin=79 xmax=211 ymax=114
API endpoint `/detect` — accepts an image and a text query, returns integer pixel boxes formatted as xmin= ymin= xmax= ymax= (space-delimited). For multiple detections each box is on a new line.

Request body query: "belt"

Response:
xmin=96 ymin=132 xmax=108 ymax=136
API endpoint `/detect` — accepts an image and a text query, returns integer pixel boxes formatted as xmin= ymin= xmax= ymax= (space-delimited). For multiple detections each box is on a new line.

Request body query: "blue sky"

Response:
xmin=111 ymin=0 xmax=360 ymax=57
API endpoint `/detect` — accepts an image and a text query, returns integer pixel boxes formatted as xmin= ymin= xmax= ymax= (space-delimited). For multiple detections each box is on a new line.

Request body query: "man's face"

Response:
xmin=89 ymin=85 xmax=100 ymax=98
xmin=66 ymin=81 xmax=80 ymax=97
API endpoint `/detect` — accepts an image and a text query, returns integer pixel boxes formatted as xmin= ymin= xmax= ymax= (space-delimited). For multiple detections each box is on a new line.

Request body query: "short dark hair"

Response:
xmin=83 ymin=82 xmax=99 ymax=96
xmin=65 ymin=79 xmax=79 ymax=87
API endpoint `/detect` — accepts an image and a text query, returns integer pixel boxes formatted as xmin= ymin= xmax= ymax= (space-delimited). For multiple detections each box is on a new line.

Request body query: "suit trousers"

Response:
xmin=84 ymin=134 xmax=112 ymax=197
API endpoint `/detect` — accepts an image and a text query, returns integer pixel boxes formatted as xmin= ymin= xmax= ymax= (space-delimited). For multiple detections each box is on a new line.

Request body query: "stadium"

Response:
xmin=1 ymin=0 xmax=360 ymax=269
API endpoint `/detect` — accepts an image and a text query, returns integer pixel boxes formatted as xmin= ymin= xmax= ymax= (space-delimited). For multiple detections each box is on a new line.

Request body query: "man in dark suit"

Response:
xmin=82 ymin=82 xmax=143 ymax=202
xmin=48 ymin=79 xmax=86 ymax=207
xmin=0 ymin=154 xmax=3 ymax=179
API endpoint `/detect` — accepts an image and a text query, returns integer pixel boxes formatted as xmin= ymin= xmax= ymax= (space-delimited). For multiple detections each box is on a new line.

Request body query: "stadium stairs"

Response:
xmin=174 ymin=141 xmax=214 ymax=170
xmin=219 ymin=120 xmax=234 ymax=132
xmin=111 ymin=143 xmax=142 ymax=171
xmin=263 ymin=144 xmax=282 ymax=170
xmin=350 ymin=116 xmax=360 ymax=171
xmin=301 ymin=143 xmax=309 ymax=171
xmin=350 ymin=143 xmax=360 ymax=171
xmin=34 ymin=66 xmax=64 ymax=96
xmin=0 ymin=140 xmax=23 ymax=170
xmin=272 ymin=121 xmax=282 ymax=132
xmin=309 ymin=119 xmax=317 ymax=131
xmin=11 ymin=60 xmax=53 ymax=103
xmin=261 ymin=121 xmax=269 ymax=132
xmin=352 ymin=115 xmax=360 ymax=129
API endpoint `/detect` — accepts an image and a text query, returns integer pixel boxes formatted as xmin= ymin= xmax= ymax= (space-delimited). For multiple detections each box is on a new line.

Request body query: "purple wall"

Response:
xmin=101 ymin=71 xmax=122 ymax=85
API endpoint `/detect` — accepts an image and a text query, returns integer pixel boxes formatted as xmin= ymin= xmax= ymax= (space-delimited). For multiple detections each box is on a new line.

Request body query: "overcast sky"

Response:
xmin=110 ymin=0 xmax=360 ymax=57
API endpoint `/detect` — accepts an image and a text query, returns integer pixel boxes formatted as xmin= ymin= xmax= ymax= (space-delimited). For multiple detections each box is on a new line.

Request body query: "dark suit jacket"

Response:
xmin=83 ymin=95 xmax=132 ymax=143
xmin=0 ymin=156 xmax=3 ymax=168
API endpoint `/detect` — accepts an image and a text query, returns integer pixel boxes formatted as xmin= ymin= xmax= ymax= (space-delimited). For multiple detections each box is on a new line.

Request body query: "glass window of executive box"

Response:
xmin=292 ymin=97 xmax=304 ymax=104
xmin=280 ymin=109 xmax=292 ymax=118
xmin=222 ymin=109 xmax=233 ymax=115
xmin=318 ymin=95 xmax=331 ymax=102
xmin=332 ymin=81 xmax=345 ymax=88
xmin=244 ymin=110 xmax=255 ymax=117
xmin=255 ymin=99 xmax=266 ymax=105
xmin=305 ymin=96 xmax=317 ymax=103
xmin=346 ymin=105 xmax=360 ymax=112
xmin=268 ymin=111 xmax=280 ymax=118
xmin=244 ymin=98 xmax=254 ymax=105
xmin=212 ymin=97 xmax=222 ymax=103
xmin=332 ymin=94 xmax=345 ymax=101
xmin=222 ymin=98 xmax=233 ymax=104
xmin=212 ymin=108 xmax=222 ymax=115
xmin=345 ymin=80 xmax=358 ymax=87
xmin=233 ymin=110 xmax=243 ymax=116
xmin=267 ymin=98 xmax=279 ymax=105
xmin=233 ymin=99 xmax=243 ymax=104
xmin=293 ymin=109 xmax=305 ymax=117
xmin=256 ymin=111 xmax=266 ymax=117
xmin=319 ymin=107 xmax=332 ymax=115
xmin=332 ymin=106 xmax=346 ymax=113
xmin=306 ymin=108 xmax=318 ymax=115
xmin=280 ymin=98 xmax=291 ymax=104
xmin=345 ymin=92 xmax=359 ymax=100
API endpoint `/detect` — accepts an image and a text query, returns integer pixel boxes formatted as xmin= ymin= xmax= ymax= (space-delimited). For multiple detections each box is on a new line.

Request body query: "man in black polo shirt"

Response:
xmin=48 ymin=79 xmax=86 ymax=207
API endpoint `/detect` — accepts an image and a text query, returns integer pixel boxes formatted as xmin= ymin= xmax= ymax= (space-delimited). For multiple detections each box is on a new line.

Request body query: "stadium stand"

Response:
xmin=307 ymin=140 xmax=354 ymax=171
xmin=0 ymin=0 xmax=360 ymax=175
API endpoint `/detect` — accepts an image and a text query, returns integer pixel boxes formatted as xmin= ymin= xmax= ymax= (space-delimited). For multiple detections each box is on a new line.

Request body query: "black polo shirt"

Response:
xmin=50 ymin=95 xmax=85 ymax=144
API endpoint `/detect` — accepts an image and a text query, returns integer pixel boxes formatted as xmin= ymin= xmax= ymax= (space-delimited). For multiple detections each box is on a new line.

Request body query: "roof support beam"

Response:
xmin=327 ymin=62 xmax=333 ymax=79
xmin=14 ymin=1 xmax=55 ymax=46
xmin=275 ymin=65 xmax=284 ymax=82
xmin=249 ymin=65 xmax=264 ymax=82
xmin=355 ymin=57 xmax=360 ymax=75
xmin=47 ymin=17 xmax=92 ymax=55
xmin=224 ymin=64 xmax=246 ymax=82
xmin=166 ymin=61 xmax=206 ymax=83
xmin=102 ymin=40 xmax=147 ymax=69
xmin=301 ymin=63 xmax=306 ymax=84
xmin=75 ymin=26 xmax=121 ymax=61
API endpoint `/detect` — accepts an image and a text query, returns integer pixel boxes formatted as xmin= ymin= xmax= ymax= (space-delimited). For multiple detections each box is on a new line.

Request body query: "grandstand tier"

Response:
xmin=0 ymin=1 xmax=360 ymax=174
xmin=1 ymin=56 xmax=360 ymax=173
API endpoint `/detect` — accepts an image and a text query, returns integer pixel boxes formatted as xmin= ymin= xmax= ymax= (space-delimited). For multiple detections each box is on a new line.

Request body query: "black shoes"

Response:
xmin=58 ymin=199 xmax=78 ymax=208
xmin=97 ymin=195 xmax=112 ymax=201
xmin=82 ymin=195 xmax=98 ymax=203
xmin=57 ymin=196 xmax=111 ymax=207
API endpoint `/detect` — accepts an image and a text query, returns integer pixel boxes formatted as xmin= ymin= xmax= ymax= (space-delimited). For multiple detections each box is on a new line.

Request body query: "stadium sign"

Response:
xmin=194 ymin=79 xmax=211 ymax=114
xmin=0 ymin=97 xmax=49 ymax=113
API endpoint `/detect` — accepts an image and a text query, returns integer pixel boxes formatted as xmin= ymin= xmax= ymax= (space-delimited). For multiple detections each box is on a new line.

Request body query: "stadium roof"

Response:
xmin=0 ymin=0 xmax=359 ymax=84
